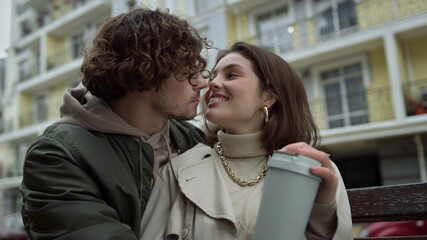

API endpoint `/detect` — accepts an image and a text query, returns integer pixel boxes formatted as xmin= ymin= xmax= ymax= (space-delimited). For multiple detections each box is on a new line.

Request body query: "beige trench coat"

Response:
xmin=140 ymin=144 xmax=353 ymax=240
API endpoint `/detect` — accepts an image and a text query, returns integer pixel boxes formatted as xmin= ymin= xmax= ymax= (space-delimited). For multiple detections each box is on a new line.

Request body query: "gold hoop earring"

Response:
xmin=264 ymin=106 xmax=269 ymax=125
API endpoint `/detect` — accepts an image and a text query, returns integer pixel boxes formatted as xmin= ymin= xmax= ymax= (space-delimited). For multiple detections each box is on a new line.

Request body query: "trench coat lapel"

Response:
xmin=171 ymin=145 xmax=236 ymax=225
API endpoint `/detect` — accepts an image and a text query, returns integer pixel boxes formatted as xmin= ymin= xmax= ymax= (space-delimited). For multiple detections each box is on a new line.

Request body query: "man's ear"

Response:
xmin=263 ymin=89 xmax=277 ymax=108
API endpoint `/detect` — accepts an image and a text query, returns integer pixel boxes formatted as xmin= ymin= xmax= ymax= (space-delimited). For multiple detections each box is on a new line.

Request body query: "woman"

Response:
xmin=140 ymin=42 xmax=353 ymax=239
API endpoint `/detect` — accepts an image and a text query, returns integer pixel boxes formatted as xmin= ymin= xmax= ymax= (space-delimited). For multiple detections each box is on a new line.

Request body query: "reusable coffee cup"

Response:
xmin=253 ymin=152 xmax=322 ymax=240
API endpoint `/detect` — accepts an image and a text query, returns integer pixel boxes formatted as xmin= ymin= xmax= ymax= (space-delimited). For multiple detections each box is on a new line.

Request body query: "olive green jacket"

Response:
xmin=21 ymin=120 xmax=204 ymax=240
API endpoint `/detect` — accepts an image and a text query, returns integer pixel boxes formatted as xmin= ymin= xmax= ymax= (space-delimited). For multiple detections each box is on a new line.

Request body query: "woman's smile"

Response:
xmin=208 ymin=94 xmax=229 ymax=107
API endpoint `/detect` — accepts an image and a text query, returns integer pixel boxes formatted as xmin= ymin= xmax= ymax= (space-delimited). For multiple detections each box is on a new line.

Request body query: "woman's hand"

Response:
xmin=278 ymin=142 xmax=338 ymax=204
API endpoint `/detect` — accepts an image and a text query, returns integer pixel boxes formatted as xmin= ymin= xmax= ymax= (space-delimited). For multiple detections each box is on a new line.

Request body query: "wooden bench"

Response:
xmin=347 ymin=182 xmax=427 ymax=240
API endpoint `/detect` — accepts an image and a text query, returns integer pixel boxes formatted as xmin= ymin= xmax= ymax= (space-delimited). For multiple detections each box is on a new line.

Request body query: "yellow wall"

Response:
xmin=177 ymin=0 xmax=185 ymax=14
xmin=397 ymin=0 xmax=427 ymax=17
xmin=397 ymin=39 xmax=408 ymax=85
xmin=50 ymin=0 xmax=70 ymax=20
xmin=403 ymin=36 xmax=427 ymax=104
xmin=240 ymin=14 xmax=250 ymax=44
xmin=305 ymin=19 xmax=316 ymax=46
xmin=367 ymin=48 xmax=394 ymax=122
xmin=19 ymin=93 xmax=32 ymax=127
xmin=46 ymin=35 xmax=67 ymax=69
xmin=226 ymin=13 xmax=237 ymax=47
xmin=48 ymin=83 xmax=67 ymax=120
xmin=407 ymin=36 xmax=427 ymax=81
xmin=370 ymin=49 xmax=390 ymax=89
xmin=312 ymin=98 xmax=325 ymax=131
xmin=292 ymin=24 xmax=301 ymax=49
xmin=357 ymin=0 xmax=394 ymax=30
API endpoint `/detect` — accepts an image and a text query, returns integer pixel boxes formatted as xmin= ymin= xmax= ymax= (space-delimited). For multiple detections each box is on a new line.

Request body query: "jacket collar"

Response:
xmin=171 ymin=145 xmax=236 ymax=226
xmin=169 ymin=120 xmax=205 ymax=153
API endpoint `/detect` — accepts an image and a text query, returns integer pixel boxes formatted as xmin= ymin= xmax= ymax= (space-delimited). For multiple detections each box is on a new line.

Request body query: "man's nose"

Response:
xmin=193 ymin=74 xmax=208 ymax=90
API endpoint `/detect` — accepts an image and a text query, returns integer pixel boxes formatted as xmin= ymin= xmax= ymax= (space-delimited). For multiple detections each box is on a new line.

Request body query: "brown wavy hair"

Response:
xmin=204 ymin=42 xmax=320 ymax=153
xmin=81 ymin=8 xmax=211 ymax=101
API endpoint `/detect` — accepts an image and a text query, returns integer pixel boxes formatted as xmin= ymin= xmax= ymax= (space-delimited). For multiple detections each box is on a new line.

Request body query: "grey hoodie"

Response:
xmin=56 ymin=83 xmax=177 ymax=175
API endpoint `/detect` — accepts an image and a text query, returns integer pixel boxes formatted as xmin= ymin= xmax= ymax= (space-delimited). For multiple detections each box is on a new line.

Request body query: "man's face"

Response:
xmin=149 ymin=72 xmax=208 ymax=120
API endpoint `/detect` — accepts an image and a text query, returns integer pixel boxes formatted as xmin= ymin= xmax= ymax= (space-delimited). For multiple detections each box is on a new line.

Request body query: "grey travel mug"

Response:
xmin=253 ymin=152 xmax=322 ymax=240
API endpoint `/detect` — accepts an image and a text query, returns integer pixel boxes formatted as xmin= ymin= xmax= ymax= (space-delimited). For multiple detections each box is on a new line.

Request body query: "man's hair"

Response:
xmin=204 ymin=42 xmax=320 ymax=153
xmin=81 ymin=8 xmax=210 ymax=101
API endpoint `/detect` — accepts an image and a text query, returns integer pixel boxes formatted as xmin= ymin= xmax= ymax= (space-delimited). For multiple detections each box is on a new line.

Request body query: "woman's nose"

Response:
xmin=208 ymin=77 xmax=221 ymax=90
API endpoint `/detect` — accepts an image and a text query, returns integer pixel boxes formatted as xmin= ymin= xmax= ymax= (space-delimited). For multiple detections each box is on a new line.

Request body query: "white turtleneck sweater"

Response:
xmin=215 ymin=131 xmax=268 ymax=240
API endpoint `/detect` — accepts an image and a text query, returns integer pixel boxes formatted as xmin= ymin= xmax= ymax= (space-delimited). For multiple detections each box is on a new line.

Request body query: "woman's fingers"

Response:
xmin=279 ymin=142 xmax=338 ymax=204
xmin=279 ymin=142 xmax=334 ymax=172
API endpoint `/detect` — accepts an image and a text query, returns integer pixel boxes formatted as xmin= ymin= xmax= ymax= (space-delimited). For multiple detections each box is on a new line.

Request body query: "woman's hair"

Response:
xmin=81 ymin=8 xmax=211 ymax=102
xmin=204 ymin=42 xmax=320 ymax=152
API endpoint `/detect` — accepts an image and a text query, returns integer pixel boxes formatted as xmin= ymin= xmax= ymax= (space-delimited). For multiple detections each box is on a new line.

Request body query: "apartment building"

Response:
xmin=0 ymin=59 xmax=4 ymax=133
xmin=177 ymin=0 xmax=427 ymax=189
xmin=0 ymin=58 xmax=5 ymax=216
xmin=0 ymin=0 xmax=426 ymax=219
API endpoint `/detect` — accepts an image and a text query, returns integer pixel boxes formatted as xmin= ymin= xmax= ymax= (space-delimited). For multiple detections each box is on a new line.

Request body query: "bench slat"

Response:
xmin=354 ymin=236 xmax=427 ymax=240
xmin=347 ymin=182 xmax=427 ymax=223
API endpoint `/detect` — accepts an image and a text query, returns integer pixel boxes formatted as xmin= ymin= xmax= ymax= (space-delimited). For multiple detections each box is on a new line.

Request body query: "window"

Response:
xmin=338 ymin=0 xmax=357 ymax=30
xmin=321 ymin=63 xmax=368 ymax=128
xmin=256 ymin=6 xmax=293 ymax=54
xmin=33 ymin=95 xmax=48 ymax=123
xmin=315 ymin=0 xmax=357 ymax=41
xmin=21 ymin=20 xmax=32 ymax=37
xmin=71 ymin=33 xmax=84 ymax=59
xmin=18 ymin=51 xmax=38 ymax=81
xmin=18 ymin=59 xmax=31 ymax=82
xmin=37 ymin=8 xmax=50 ymax=27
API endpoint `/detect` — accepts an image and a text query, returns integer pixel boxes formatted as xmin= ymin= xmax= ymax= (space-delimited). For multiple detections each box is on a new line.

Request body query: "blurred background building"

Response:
xmin=0 ymin=0 xmax=426 ymax=232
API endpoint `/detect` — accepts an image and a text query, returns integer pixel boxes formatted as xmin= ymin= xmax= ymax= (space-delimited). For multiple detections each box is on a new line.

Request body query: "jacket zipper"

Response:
xmin=134 ymin=137 xmax=144 ymax=208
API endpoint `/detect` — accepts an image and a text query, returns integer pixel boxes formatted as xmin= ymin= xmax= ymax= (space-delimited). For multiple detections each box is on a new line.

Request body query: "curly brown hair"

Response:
xmin=204 ymin=42 xmax=320 ymax=153
xmin=81 ymin=8 xmax=211 ymax=101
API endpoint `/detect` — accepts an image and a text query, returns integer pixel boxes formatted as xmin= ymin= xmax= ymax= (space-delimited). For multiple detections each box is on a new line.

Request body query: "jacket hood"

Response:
xmin=56 ymin=84 xmax=150 ymax=138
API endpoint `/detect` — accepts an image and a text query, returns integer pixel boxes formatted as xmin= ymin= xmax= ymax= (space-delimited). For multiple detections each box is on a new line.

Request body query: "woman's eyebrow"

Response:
xmin=212 ymin=63 xmax=245 ymax=75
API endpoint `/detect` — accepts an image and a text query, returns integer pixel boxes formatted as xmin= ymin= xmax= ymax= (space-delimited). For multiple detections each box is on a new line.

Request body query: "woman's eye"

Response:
xmin=228 ymin=73 xmax=238 ymax=79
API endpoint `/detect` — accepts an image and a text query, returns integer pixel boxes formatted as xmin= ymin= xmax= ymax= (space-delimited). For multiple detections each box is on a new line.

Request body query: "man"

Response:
xmin=21 ymin=8 xmax=210 ymax=239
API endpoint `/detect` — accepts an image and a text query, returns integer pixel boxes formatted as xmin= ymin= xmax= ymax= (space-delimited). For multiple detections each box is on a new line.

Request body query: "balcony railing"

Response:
xmin=47 ymin=47 xmax=81 ymax=70
xmin=310 ymin=78 xmax=427 ymax=130
xmin=19 ymin=105 xmax=48 ymax=128
xmin=19 ymin=0 xmax=91 ymax=38
xmin=243 ymin=0 xmax=427 ymax=55
xmin=18 ymin=62 xmax=40 ymax=83
xmin=402 ymin=78 xmax=427 ymax=116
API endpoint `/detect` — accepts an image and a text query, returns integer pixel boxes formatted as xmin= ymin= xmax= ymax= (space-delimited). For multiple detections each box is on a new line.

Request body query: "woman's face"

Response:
xmin=204 ymin=52 xmax=274 ymax=134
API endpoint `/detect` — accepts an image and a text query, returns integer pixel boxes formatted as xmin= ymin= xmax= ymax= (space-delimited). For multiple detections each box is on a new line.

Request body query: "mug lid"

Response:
xmin=268 ymin=152 xmax=322 ymax=182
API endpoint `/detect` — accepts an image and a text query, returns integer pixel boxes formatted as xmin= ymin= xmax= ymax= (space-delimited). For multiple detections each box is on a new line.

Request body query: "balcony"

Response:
xmin=18 ymin=61 xmax=39 ymax=83
xmin=47 ymin=46 xmax=82 ymax=71
xmin=19 ymin=104 xmax=48 ymax=129
xmin=16 ymin=0 xmax=110 ymax=50
xmin=403 ymin=78 xmax=427 ymax=116
xmin=244 ymin=0 xmax=427 ymax=56
xmin=311 ymin=78 xmax=427 ymax=131
xmin=18 ymin=0 xmax=92 ymax=38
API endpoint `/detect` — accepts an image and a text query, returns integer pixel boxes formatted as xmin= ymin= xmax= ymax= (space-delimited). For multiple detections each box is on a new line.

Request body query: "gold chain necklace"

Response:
xmin=215 ymin=141 xmax=269 ymax=186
